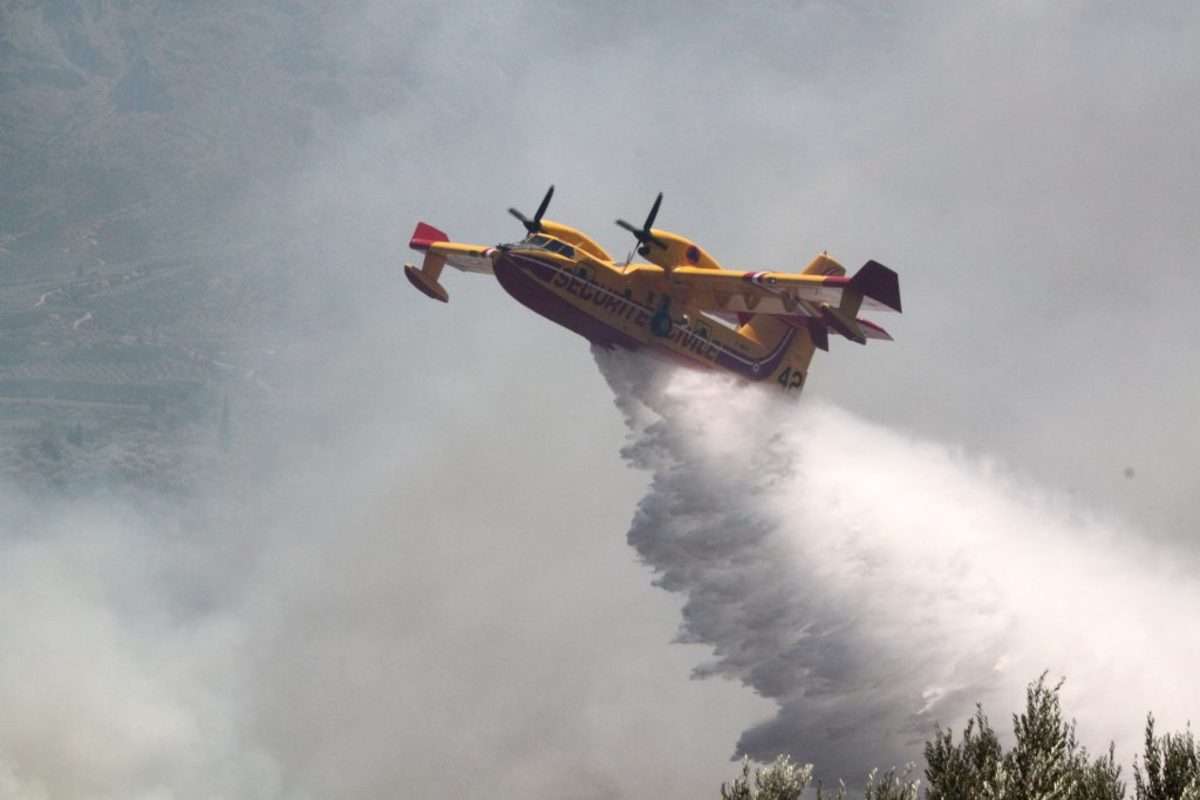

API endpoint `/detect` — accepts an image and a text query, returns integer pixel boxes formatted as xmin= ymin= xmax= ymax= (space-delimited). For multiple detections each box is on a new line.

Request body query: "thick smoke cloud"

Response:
xmin=0 ymin=403 xmax=763 ymax=799
xmin=598 ymin=347 xmax=1200 ymax=779
xmin=0 ymin=489 xmax=278 ymax=798
xmin=3 ymin=2 xmax=1199 ymax=797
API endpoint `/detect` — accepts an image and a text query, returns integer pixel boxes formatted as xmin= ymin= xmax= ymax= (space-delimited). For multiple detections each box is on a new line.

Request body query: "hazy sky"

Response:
xmin=342 ymin=0 xmax=1200 ymax=537
xmin=3 ymin=2 xmax=1199 ymax=798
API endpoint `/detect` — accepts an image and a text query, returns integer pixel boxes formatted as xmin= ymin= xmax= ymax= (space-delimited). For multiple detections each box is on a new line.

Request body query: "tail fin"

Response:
xmin=798 ymin=252 xmax=868 ymax=344
xmin=816 ymin=260 xmax=902 ymax=345
xmin=848 ymin=260 xmax=902 ymax=312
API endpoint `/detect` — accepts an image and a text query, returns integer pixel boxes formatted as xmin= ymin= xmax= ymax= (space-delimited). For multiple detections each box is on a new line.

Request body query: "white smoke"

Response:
xmin=596 ymin=346 xmax=1200 ymax=779
xmin=0 ymin=490 xmax=279 ymax=800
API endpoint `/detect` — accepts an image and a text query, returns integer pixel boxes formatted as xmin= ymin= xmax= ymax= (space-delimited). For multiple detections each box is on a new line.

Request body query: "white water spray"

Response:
xmin=596 ymin=347 xmax=1200 ymax=777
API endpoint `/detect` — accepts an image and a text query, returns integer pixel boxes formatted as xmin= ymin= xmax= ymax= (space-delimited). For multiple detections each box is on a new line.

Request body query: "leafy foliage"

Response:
xmin=721 ymin=755 xmax=812 ymax=800
xmin=926 ymin=705 xmax=1007 ymax=800
xmin=925 ymin=674 xmax=1123 ymax=800
xmin=721 ymin=758 xmax=921 ymax=800
xmin=863 ymin=765 xmax=922 ymax=800
xmin=722 ymin=675 xmax=1180 ymax=799
xmin=1134 ymin=715 xmax=1200 ymax=800
xmin=718 ymin=676 xmax=1200 ymax=799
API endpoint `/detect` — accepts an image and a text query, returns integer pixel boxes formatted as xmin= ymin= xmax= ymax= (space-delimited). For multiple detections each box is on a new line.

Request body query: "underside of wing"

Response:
xmin=672 ymin=260 xmax=901 ymax=315
xmin=427 ymin=242 xmax=495 ymax=274
xmin=409 ymin=222 xmax=495 ymax=274
xmin=672 ymin=259 xmax=901 ymax=347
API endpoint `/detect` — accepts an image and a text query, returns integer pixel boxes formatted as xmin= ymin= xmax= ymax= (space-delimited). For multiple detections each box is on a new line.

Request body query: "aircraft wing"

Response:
xmin=669 ymin=260 xmax=901 ymax=347
xmin=409 ymin=222 xmax=494 ymax=275
xmin=670 ymin=260 xmax=901 ymax=314
xmin=404 ymin=221 xmax=494 ymax=302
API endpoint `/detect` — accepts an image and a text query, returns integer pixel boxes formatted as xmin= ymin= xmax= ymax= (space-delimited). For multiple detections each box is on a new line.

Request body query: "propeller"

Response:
xmin=508 ymin=185 xmax=555 ymax=235
xmin=616 ymin=192 xmax=667 ymax=253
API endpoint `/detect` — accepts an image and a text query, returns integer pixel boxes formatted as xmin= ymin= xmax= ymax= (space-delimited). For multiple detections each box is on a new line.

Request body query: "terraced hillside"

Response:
xmin=0 ymin=1 xmax=405 ymax=495
xmin=0 ymin=255 xmax=282 ymax=496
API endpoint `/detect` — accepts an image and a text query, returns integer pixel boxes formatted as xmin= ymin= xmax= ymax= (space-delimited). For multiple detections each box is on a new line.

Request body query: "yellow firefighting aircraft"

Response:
xmin=404 ymin=187 xmax=901 ymax=395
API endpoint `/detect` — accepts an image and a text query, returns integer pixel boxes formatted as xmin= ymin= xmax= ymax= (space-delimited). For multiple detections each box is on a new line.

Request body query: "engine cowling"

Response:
xmin=641 ymin=229 xmax=723 ymax=271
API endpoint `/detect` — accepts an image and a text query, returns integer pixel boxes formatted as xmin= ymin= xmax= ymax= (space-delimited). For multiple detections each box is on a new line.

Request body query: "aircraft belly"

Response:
xmin=493 ymin=252 xmax=644 ymax=350
xmin=493 ymin=252 xmax=792 ymax=381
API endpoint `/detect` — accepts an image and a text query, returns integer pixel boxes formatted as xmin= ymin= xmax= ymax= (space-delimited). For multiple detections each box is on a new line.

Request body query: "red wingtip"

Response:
xmin=409 ymin=221 xmax=449 ymax=252
xmin=858 ymin=317 xmax=893 ymax=341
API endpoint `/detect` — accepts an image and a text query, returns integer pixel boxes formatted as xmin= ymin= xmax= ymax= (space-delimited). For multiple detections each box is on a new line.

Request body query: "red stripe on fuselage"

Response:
xmin=493 ymin=252 xmax=641 ymax=350
xmin=493 ymin=252 xmax=796 ymax=380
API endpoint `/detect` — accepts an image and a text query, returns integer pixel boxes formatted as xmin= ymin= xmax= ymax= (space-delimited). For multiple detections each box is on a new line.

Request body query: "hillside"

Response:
xmin=0 ymin=1 xmax=406 ymax=495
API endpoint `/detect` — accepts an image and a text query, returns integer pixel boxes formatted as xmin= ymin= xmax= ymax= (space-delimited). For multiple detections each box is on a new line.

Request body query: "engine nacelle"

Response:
xmin=641 ymin=229 xmax=723 ymax=271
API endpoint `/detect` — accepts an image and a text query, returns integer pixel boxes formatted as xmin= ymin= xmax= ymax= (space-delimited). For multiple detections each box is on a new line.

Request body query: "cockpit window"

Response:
xmin=508 ymin=235 xmax=574 ymax=258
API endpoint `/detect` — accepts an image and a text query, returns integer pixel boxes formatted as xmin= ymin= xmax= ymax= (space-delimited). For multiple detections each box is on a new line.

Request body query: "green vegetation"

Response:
xmin=720 ymin=756 xmax=812 ymax=800
xmin=721 ymin=676 xmax=1200 ymax=799
xmin=1134 ymin=717 xmax=1200 ymax=800
xmin=926 ymin=675 xmax=1122 ymax=800
xmin=720 ymin=757 xmax=919 ymax=800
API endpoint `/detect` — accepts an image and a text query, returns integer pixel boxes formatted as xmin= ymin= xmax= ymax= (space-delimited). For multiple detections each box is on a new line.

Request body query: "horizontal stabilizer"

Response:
xmin=849 ymin=260 xmax=902 ymax=313
xmin=780 ymin=314 xmax=890 ymax=350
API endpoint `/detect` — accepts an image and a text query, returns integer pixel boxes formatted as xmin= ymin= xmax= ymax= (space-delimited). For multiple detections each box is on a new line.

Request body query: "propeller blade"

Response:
xmin=616 ymin=192 xmax=667 ymax=249
xmin=508 ymin=185 xmax=555 ymax=235
xmin=533 ymin=185 xmax=554 ymax=224
xmin=644 ymin=192 xmax=663 ymax=231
